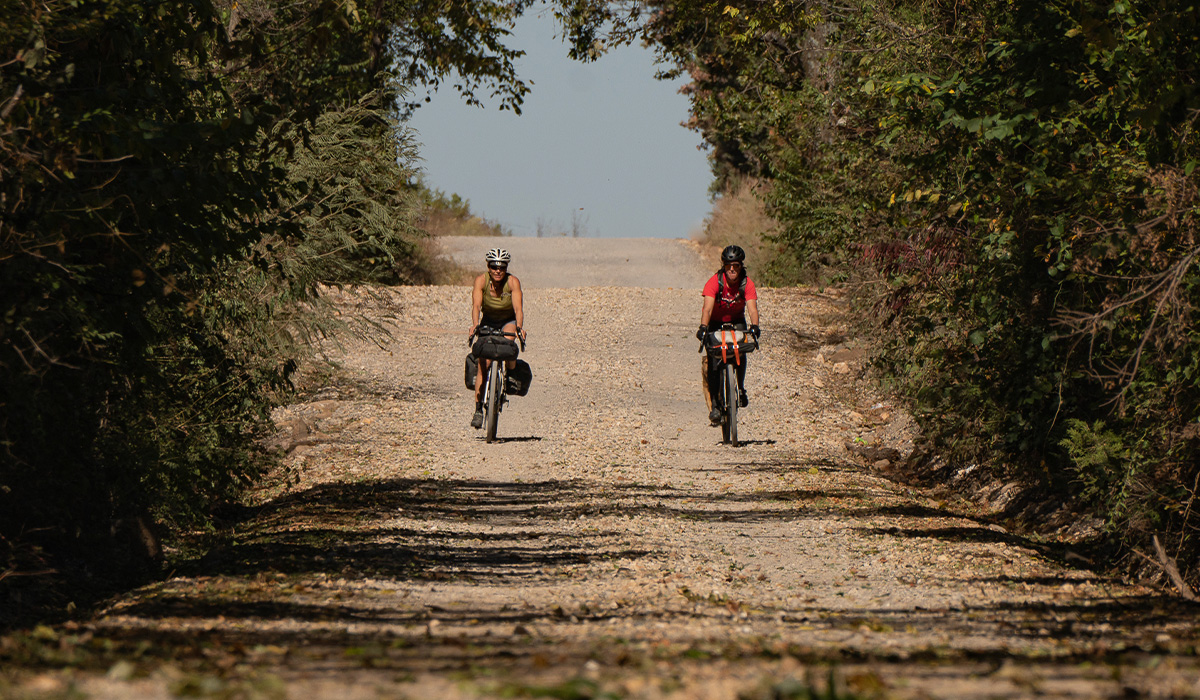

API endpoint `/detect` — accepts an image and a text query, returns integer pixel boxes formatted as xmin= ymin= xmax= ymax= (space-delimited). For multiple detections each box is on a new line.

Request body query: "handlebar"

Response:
xmin=706 ymin=323 xmax=760 ymax=338
xmin=469 ymin=326 xmax=526 ymax=352
xmin=698 ymin=323 xmax=760 ymax=352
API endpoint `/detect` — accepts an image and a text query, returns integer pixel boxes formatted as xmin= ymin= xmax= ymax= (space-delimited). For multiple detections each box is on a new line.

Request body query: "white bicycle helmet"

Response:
xmin=485 ymin=248 xmax=511 ymax=265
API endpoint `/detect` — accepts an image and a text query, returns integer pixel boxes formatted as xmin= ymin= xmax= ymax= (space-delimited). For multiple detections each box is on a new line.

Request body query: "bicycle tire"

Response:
xmin=725 ymin=362 xmax=739 ymax=446
xmin=485 ymin=361 xmax=501 ymax=443
xmin=720 ymin=367 xmax=731 ymax=444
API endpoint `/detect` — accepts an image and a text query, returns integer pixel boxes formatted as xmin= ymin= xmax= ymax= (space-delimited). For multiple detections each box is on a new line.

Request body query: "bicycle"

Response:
xmin=702 ymin=323 xmax=758 ymax=446
xmin=469 ymin=327 xmax=525 ymax=443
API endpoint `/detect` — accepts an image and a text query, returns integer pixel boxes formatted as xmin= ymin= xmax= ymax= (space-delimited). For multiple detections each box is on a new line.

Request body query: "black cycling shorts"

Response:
xmin=479 ymin=316 xmax=516 ymax=331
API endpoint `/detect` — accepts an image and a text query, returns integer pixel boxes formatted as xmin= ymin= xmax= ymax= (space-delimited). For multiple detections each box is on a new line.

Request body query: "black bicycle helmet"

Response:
xmin=721 ymin=245 xmax=746 ymax=264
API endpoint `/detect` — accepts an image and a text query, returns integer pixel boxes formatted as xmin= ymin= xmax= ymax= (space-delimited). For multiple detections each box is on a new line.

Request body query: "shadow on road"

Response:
xmin=172 ymin=474 xmax=1095 ymax=586
xmin=857 ymin=524 xmax=1107 ymax=568
xmin=68 ymin=472 xmax=1197 ymax=683
xmin=93 ymin=585 xmax=1199 ymax=681
xmin=474 ymin=435 xmax=543 ymax=443
xmin=702 ymin=457 xmax=862 ymax=475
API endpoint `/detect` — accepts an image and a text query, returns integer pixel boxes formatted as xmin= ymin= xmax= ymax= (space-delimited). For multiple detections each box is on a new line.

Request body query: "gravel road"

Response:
xmin=436 ymin=236 xmax=711 ymax=288
xmin=15 ymin=237 xmax=1200 ymax=699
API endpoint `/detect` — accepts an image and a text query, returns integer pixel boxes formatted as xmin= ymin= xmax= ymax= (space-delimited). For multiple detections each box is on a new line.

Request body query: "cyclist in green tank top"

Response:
xmin=479 ymin=275 xmax=515 ymax=320
xmin=468 ymin=248 xmax=526 ymax=428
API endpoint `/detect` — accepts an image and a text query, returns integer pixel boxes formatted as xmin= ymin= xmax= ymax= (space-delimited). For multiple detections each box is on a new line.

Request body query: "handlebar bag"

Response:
xmin=472 ymin=335 xmax=519 ymax=361
xmin=705 ymin=329 xmax=757 ymax=357
xmin=505 ymin=360 xmax=533 ymax=396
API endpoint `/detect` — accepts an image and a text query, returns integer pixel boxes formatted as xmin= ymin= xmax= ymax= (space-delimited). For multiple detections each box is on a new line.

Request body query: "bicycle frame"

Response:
xmin=703 ymin=323 xmax=757 ymax=446
xmin=470 ymin=327 xmax=524 ymax=443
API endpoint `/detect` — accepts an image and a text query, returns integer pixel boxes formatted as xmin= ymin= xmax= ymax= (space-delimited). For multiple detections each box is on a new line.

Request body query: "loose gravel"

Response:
xmin=15 ymin=239 xmax=1200 ymax=700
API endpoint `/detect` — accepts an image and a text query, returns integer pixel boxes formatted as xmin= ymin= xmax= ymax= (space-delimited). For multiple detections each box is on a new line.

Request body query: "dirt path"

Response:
xmin=11 ymin=238 xmax=1199 ymax=699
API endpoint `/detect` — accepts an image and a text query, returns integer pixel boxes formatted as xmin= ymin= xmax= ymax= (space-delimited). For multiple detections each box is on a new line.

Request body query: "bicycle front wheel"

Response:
xmin=725 ymin=362 xmax=738 ymax=446
xmin=485 ymin=361 xmax=501 ymax=443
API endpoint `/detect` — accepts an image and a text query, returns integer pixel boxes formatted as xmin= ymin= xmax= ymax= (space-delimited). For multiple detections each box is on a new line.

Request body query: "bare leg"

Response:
xmin=474 ymin=360 xmax=487 ymax=404
xmin=701 ymin=355 xmax=713 ymax=411
xmin=502 ymin=321 xmax=519 ymax=371
xmin=470 ymin=357 xmax=487 ymax=427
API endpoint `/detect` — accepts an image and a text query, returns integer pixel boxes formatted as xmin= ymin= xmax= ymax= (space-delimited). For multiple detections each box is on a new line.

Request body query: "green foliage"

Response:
xmin=1 ymin=0 xmax=614 ymax=604
xmin=412 ymin=179 xmax=511 ymax=238
xmin=1060 ymin=419 xmax=1129 ymax=509
xmin=3 ymin=0 xmax=288 ymax=573
xmin=642 ymin=1 xmax=824 ymax=188
xmin=644 ymin=0 xmax=1200 ymax=582
xmin=269 ymin=91 xmax=429 ymax=286
xmin=851 ymin=0 xmax=1200 ymax=560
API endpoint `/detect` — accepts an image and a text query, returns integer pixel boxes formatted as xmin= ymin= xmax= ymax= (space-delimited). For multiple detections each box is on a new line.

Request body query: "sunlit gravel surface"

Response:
xmin=11 ymin=239 xmax=1200 ymax=700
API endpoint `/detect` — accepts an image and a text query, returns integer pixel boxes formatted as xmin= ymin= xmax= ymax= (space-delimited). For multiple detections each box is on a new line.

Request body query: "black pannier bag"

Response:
xmin=464 ymin=353 xmax=478 ymax=390
xmin=505 ymin=360 xmax=533 ymax=396
xmin=472 ymin=335 xmax=519 ymax=361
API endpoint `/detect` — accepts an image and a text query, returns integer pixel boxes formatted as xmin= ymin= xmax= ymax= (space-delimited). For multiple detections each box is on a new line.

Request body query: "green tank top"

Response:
xmin=480 ymin=276 xmax=514 ymax=319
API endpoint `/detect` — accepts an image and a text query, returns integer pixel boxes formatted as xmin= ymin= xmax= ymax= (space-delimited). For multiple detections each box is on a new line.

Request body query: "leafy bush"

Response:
xmin=3 ymin=0 xmax=290 ymax=581
xmin=851 ymin=0 xmax=1200 ymax=576
xmin=643 ymin=0 xmax=1200 ymax=585
xmin=413 ymin=181 xmax=511 ymax=238
xmin=1 ymin=0 xmax=613 ymax=609
xmin=1060 ymin=420 xmax=1129 ymax=512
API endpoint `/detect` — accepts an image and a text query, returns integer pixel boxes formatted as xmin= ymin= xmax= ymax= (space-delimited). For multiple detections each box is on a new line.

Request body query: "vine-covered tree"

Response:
xmin=1 ymin=0 xmax=610 ymax=618
xmin=634 ymin=0 xmax=1200 ymax=589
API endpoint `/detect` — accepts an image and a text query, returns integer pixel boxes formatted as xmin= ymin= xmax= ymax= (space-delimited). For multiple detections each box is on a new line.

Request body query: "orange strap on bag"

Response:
xmin=719 ymin=329 xmax=742 ymax=366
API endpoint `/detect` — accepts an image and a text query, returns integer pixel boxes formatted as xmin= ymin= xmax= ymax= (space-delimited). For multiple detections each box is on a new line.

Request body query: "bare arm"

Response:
xmin=510 ymin=275 xmax=526 ymax=340
xmin=699 ymin=295 xmax=716 ymax=327
xmin=468 ymin=274 xmax=485 ymax=335
xmin=745 ymin=298 xmax=759 ymax=326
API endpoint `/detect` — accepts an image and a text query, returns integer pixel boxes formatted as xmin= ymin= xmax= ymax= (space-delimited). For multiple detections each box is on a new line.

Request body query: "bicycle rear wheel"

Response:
xmin=725 ymin=363 xmax=738 ymax=446
xmin=485 ymin=361 xmax=501 ymax=443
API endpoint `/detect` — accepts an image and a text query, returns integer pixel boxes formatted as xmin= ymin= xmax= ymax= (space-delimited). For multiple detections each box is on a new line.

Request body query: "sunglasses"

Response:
xmin=724 ymin=262 xmax=743 ymax=269
xmin=488 ymin=264 xmax=507 ymax=271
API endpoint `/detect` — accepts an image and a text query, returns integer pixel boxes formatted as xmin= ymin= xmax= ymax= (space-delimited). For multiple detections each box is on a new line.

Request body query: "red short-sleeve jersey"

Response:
xmin=703 ymin=272 xmax=757 ymax=324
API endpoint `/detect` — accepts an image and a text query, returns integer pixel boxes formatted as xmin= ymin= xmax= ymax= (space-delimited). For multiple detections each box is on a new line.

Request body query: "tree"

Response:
xmin=637 ymin=0 xmax=1200 ymax=587
xmin=1 ymin=0 xmax=614 ymax=612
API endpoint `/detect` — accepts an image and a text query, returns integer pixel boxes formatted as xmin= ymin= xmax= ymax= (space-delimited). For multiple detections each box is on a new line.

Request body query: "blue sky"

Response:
xmin=407 ymin=8 xmax=714 ymax=239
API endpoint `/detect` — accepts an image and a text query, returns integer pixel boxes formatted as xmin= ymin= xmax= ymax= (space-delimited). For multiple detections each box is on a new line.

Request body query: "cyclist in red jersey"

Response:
xmin=696 ymin=245 xmax=760 ymax=425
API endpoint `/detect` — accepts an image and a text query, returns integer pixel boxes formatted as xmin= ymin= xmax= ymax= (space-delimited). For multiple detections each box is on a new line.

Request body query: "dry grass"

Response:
xmin=417 ymin=237 xmax=475 ymax=285
xmin=419 ymin=210 xmax=507 ymax=238
xmin=693 ymin=178 xmax=780 ymax=270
